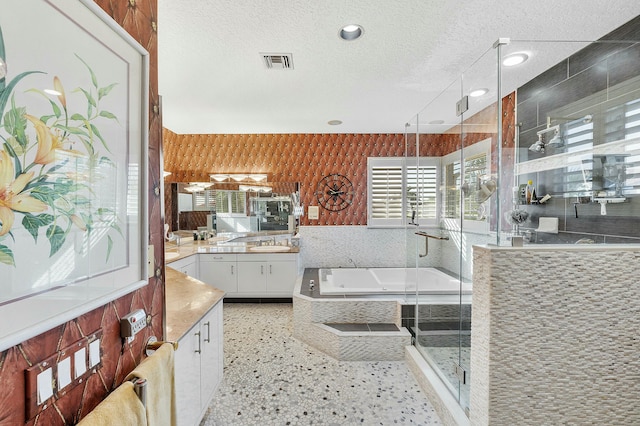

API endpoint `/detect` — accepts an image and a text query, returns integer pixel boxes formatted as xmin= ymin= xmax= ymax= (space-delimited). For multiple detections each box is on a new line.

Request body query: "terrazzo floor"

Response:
xmin=201 ymin=303 xmax=442 ymax=425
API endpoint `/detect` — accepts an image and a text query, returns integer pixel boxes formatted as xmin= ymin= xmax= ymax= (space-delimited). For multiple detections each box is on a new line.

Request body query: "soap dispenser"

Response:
xmin=526 ymin=180 xmax=536 ymax=204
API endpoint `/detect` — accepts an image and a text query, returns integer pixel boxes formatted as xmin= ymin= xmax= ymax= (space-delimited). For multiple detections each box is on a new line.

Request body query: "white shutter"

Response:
xmin=367 ymin=157 xmax=439 ymax=227
xmin=370 ymin=165 xmax=403 ymax=220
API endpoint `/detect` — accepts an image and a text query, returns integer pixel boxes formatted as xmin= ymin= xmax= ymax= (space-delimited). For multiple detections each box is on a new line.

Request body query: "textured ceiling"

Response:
xmin=158 ymin=1 xmax=640 ymax=134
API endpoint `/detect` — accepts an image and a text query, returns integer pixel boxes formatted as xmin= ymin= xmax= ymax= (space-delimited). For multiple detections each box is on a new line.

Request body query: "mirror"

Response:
xmin=166 ymin=181 xmax=300 ymax=234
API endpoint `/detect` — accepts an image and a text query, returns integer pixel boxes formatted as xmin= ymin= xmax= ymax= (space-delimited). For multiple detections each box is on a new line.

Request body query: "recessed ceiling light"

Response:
xmin=469 ymin=88 xmax=489 ymax=97
xmin=469 ymin=88 xmax=489 ymax=98
xmin=339 ymin=24 xmax=363 ymax=41
xmin=328 ymin=120 xmax=343 ymax=125
xmin=502 ymin=52 xmax=529 ymax=67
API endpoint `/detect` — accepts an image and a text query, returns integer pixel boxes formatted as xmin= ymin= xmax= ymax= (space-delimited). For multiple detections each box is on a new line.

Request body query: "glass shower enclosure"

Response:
xmin=404 ymin=32 xmax=640 ymax=418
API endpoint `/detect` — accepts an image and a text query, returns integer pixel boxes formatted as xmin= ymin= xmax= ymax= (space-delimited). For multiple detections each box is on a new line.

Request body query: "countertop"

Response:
xmin=165 ymin=239 xmax=300 ymax=263
xmin=165 ymin=267 xmax=225 ymax=342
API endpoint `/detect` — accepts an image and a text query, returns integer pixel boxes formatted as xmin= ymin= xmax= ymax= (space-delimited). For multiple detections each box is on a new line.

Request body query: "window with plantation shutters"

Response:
xmin=367 ymin=157 xmax=439 ymax=227
xmin=215 ymin=190 xmax=246 ymax=215
xmin=192 ymin=190 xmax=216 ymax=211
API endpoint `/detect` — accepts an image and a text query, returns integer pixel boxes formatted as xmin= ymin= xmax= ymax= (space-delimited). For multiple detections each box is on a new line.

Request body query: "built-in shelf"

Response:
xmin=515 ymin=136 xmax=640 ymax=176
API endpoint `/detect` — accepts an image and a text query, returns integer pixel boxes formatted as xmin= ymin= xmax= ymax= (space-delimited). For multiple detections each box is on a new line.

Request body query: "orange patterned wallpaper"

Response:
xmin=164 ymin=129 xmax=496 ymax=226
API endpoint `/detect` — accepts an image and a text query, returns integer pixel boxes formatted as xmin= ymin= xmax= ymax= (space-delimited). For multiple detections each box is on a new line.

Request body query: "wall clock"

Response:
xmin=315 ymin=174 xmax=354 ymax=211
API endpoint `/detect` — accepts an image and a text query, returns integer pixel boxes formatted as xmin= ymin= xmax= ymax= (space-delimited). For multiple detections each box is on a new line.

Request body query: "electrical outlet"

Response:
xmin=147 ymin=245 xmax=154 ymax=278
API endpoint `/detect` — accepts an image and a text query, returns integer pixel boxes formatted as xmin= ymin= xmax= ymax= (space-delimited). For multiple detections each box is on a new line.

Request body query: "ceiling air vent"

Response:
xmin=261 ymin=53 xmax=294 ymax=70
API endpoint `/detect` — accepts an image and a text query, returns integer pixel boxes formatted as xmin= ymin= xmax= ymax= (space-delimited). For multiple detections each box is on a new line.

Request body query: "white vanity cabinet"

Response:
xmin=236 ymin=253 xmax=298 ymax=296
xmin=199 ymin=254 xmax=238 ymax=293
xmin=174 ymin=302 xmax=223 ymax=426
xmin=167 ymin=255 xmax=198 ymax=279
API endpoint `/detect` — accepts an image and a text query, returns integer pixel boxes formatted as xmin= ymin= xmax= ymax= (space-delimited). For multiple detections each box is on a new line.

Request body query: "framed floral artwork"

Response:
xmin=0 ymin=0 xmax=148 ymax=350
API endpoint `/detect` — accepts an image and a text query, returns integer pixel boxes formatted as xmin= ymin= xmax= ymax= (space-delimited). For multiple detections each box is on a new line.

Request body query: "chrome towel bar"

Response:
xmin=415 ymin=231 xmax=449 ymax=258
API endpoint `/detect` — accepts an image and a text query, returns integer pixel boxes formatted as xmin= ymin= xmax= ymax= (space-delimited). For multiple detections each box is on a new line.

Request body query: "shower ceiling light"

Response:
xmin=503 ymin=52 xmax=529 ymax=67
xmin=469 ymin=88 xmax=488 ymax=97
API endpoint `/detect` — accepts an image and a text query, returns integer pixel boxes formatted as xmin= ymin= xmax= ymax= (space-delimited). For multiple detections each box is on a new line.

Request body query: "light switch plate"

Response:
xmin=89 ymin=339 xmax=100 ymax=368
xmin=37 ymin=368 xmax=53 ymax=404
xmin=57 ymin=357 xmax=71 ymax=390
xmin=147 ymin=245 xmax=154 ymax=278
xmin=308 ymin=206 xmax=319 ymax=220
xmin=74 ymin=348 xmax=87 ymax=378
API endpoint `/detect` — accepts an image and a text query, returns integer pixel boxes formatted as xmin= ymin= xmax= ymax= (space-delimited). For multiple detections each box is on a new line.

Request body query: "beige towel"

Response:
xmin=78 ymin=381 xmax=147 ymax=426
xmin=125 ymin=343 xmax=176 ymax=426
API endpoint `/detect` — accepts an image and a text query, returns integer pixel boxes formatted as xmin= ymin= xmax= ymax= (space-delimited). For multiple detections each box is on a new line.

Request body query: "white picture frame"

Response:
xmin=0 ymin=0 xmax=149 ymax=351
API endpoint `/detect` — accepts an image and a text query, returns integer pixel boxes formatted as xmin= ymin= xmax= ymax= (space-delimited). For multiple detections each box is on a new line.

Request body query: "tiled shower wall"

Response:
xmin=515 ymin=16 xmax=640 ymax=243
xmin=0 ymin=1 xmax=165 ymax=424
xmin=471 ymin=245 xmax=640 ymax=425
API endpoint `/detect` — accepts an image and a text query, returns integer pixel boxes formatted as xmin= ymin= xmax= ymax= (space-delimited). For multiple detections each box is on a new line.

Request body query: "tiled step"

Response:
xmin=308 ymin=322 xmax=411 ymax=361
xmin=325 ymin=322 xmax=400 ymax=332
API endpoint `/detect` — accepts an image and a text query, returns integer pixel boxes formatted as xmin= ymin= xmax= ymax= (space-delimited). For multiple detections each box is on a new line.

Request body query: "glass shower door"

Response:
xmin=408 ymin=44 xmax=501 ymax=415
xmin=409 ymin=75 xmax=466 ymax=405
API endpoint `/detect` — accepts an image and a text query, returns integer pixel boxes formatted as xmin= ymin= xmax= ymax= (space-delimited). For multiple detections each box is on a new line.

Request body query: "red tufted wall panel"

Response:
xmin=0 ymin=1 xmax=164 ymax=424
xmin=163 ymin=128 xmax=496 ymax=226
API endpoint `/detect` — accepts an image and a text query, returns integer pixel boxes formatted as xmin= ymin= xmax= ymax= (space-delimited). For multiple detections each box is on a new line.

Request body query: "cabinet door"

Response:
xmin=199 ymin=305 xmax=222 ymax=409
xmin=266 ymin=261 xmax=298 ymax=294
xmin=236 ymin=261 xmax=267 ymax=293
xmin=174 ymin=327 xmax=203 ymax=426
xmin=182 ymin=261 xmax=198 ymax=279
xmin=199 ymin=260 xmax=237 ymax=293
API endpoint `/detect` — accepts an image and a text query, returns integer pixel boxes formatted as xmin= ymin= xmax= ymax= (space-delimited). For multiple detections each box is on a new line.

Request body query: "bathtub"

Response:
xmin=319 ymin=267 xmax=472 ymax=296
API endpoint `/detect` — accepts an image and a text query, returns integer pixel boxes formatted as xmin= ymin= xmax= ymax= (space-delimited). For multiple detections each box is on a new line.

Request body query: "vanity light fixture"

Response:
xmin=184 ymin=182 xmax=212 ymax=192
xmin=339 ymin=24 xmax=363 ymax=41
xmin=210 ymin=174 xmax=229 ymax=182
xmin=250 ymin=174 xmax=268 ymax=182
xmin=209 ymin=173 xmax=269 ymax=182
xmin=469 ymin=88 xmax=489 ymax=97
xmin=502 ymin=52 xmax=529 ymax=67
xmin=239 ymin=185 xmax=272 ymax=193
xmin=229 ymin=174 xmax=248 ymax=182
